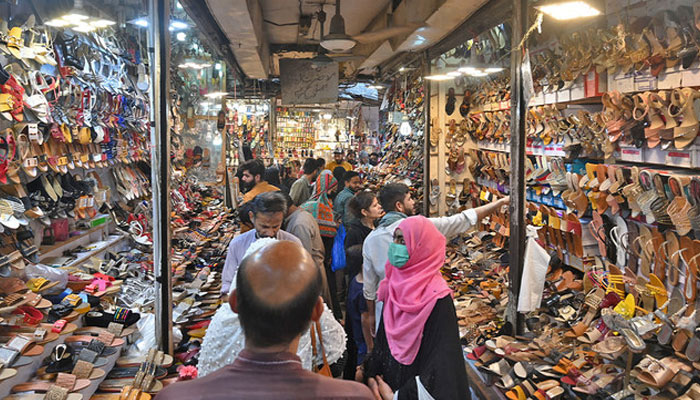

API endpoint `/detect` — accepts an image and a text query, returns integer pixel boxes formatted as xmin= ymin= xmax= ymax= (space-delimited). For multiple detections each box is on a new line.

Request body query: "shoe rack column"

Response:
xmin=423 ymin=53 xmax=431 ymax=216
xmin=148 ymin=0 xmax=173 ymax=354
xmin=507 ymin=0 xmax=528 ymax=335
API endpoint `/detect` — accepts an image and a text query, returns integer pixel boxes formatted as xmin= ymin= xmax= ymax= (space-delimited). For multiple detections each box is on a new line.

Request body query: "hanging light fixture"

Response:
xmin=45 ymin=0 xmax=115 ymax=30
xmin=320 ymin=0 xmax=356 ymax=53
xmin=535 ymin=0 xmax=601 ymax=20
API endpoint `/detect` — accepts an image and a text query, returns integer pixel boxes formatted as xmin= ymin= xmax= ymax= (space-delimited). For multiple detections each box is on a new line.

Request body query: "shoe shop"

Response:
xmin=0 ymin=0 xmax=699 ymax=399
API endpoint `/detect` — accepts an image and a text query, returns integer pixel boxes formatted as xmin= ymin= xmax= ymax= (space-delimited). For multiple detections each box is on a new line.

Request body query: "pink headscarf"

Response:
xmin=377 ymin=215 xmax=452 ymax=365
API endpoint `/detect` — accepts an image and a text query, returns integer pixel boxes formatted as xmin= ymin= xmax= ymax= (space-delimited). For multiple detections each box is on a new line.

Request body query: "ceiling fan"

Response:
xmin=352 ymin=20 xmax=425 ymax=44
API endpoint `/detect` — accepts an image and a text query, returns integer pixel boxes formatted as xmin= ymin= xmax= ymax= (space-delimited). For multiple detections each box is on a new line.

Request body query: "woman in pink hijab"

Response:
xmin=365 ymin=215 xmax=468 ymax=400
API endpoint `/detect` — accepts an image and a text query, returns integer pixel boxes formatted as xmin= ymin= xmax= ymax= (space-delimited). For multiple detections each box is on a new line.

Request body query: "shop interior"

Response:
xmin=0 ymin=0 xmax=699 ymax=398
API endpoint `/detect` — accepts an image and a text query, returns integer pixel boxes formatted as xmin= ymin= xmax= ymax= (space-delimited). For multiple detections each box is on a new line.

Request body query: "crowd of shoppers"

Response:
xmin=163 ymin=150 xmax=509 ymax=400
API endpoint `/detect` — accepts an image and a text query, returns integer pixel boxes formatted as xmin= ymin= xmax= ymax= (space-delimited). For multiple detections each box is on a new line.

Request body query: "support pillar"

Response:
xmin=507 ymin=0 xmax=528 ymax=335
xmin=148 ymin=0 xmax=173 ymax=354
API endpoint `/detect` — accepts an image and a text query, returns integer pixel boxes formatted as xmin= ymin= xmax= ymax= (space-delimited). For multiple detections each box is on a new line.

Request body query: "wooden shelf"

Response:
xmin=39 ymin=223 xmax=110 ymax=259
xmin=64 ymin=234 xmax=126 ymax=269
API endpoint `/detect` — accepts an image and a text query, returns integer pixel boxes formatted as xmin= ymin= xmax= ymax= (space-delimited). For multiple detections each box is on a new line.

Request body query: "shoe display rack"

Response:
xmin=424 ymin=0 xmax=700 ymax=397
xmin=0 ymin=8 xmax=173 ymax=398
xmin=370 ymin=68 xmax=425 ymax=208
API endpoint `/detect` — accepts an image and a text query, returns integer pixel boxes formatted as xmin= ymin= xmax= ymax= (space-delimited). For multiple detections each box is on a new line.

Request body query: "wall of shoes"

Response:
xmin=371 ymin=69 xmax=425 ymax=208
xmin=0 ymin=6 xmax=169 ymax=397
xmin=426 ymin=0 xmax=700 ymax=397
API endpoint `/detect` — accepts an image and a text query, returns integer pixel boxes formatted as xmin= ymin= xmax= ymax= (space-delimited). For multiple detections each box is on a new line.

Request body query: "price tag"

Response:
xmin=557 ymin=90 xmax=570 ymax=103
xmin=667 ymin=151 xmax=691 ymax=166
xmin=658 ymin=71 xmax=682 ymax=90
xmin=635 ymin=74 xmax=657 ymax=91
xmin=682 ymin=68 xmax=700 ymax=87
xmin=27 ymin=123 xmax=39 ymax=141
xmin=615 ymin=75 xmax=634 ymax=93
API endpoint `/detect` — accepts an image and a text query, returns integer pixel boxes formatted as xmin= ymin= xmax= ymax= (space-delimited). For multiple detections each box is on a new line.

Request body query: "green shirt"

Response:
xmin=333 ymin=187 xmax=356 ymax=226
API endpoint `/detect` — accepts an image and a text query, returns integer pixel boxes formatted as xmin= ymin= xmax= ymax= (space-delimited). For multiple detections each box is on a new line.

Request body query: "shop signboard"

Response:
xmin=279 ymin=59 xmax=339 ymax=105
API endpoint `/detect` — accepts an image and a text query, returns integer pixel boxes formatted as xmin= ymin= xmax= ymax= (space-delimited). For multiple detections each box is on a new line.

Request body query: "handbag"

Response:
xmin=310 ymin=320 xmax=332 ymax=377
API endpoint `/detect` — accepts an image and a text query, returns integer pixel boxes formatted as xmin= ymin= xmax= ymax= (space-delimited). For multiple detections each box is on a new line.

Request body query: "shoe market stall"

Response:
xmin=421 ymin=0 xmax=700 ymax=397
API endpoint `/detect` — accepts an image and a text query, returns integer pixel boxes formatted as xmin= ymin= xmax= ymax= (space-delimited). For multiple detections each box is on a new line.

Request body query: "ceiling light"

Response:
xmin=171 ymin=20 xmax=189 ymax=30
xmin=323 ymin=113 xmax=333 ymax=120
xmin=46 ymin=19 xmax=71 ymax=27
xmin=63 ymin=13 xmax=89 ymax=21
xmin=73 ymin=23 xmax=97 ymax=32
xmin=536 ymin=1 xmax=601 ymax=20
xmin=176 ymin=32 xmax=186 ymax=41
xmin=90 ymin=19 xmax=116 ymax=27
xmin=446 ymin=71 xmax=462 ymax=77
xmin=485 ymin=67 xmax=504 ymax=73
xmin=129 ymin=18 xmax=190 ymax=30
xmin=425 ymin=74 xmax=453 ymax=81
xmin=131 ymin=17 xmax=148 ymax=27
xmin=399 ymin=67 xmax=406 ymax=72
xmin=320 ymin=0 xmax=356 ymax=53
xmin=470 ymin=71 xmax=488 ymax=77
xmin=458 ymin=66 xmax=477 ymax=74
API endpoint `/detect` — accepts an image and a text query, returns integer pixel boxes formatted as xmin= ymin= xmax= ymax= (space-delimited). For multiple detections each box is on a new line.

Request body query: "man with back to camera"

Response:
xmin=239 ymin=159 xmax=279 ymax=205
xmin=221 ymin=192 xmax=301 ymax=296
xmin=333 ymin=170 xmax=362 ymax=227
xmin=362 ymin=183 xmax=510 ymax=334
xmin=155 ymin=241 xmax=374 ymax=400
xmin=327 ymin=148 xmax=353 ymax=172
xmin=289 ymin=157 xmax=320 ymax=206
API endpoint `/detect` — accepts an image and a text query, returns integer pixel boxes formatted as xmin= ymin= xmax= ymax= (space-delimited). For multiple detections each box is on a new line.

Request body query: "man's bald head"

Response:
xmin=233 ymin=241 xmax=323 ymax=348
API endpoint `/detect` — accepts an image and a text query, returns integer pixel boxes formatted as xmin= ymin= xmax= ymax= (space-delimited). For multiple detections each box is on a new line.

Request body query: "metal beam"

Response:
xmin=507 ymin=0 xmax=528 ymax=335
xmin=149 ymin=0 xmax=173 ymax=355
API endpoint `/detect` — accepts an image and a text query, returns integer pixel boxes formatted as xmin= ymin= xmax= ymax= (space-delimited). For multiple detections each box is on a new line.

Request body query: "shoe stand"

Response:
xmin=0 ymin=318 xmax=124 ymax=399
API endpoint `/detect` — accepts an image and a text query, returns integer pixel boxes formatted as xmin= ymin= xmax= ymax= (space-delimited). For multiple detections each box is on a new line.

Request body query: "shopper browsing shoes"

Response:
xmin=365 ymin=216 xmax=468 ymax=400
xmin=363 ymin=183 xmax=509 ymax=334
xmin=238 ymin=159 xmax=279 ymax=205
xmin=156 ymin=240 xmax=366 ymax=400
xmin=334 ymin=171 xmax=362 ymax=227
xmin=282 ymin=193 xmax=332 ymax=309
xmin=301 ymin=170 xmax=342 ymax=319
xmin=221 ymin=192 xmax=301 ymax=295
xmin=344 ymin=190 xmax=383 ymax=380
xmin=290 ymin=158 xmax=320 ymax=206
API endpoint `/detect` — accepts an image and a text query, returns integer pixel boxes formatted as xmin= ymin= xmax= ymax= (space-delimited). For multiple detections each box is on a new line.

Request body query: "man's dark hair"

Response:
xmin=379 ymin=183 xmax=410 ymax=212
xmin=238 ymin=201 xmax=255 ymax=226
xmin=251 ymin=191 xmax=288 ymax=216
xmin=346 ymin=150 xmax=355 ymax=156
xmin=333 ymin=166 xmax=346 ymax=187
xmin=344 ymin=171 xmax=360 ymax=183
xmin=239 ymin=159 xmax=265 ymax=181
xmin=264 ymin=167 xmax=282 ymax=187
xmin=302 ymin=158 xmax=317 ymax=175
xmin=348 ymin=190 xmax=377 ymax=218
xmin=236 ymin=255 xmax=322 ymax=347
xmin=370 ymin=152 xmax=380 ymax=158
xmin=316 ymin=158 xmax=326 ymax=168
